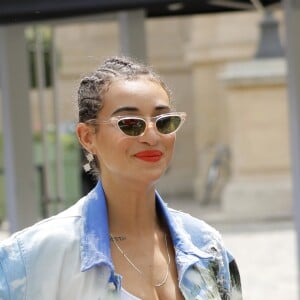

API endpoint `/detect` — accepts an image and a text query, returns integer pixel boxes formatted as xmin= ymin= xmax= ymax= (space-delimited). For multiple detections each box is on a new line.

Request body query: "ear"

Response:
xmin=76 ymin=122 xmax=96 ymax=154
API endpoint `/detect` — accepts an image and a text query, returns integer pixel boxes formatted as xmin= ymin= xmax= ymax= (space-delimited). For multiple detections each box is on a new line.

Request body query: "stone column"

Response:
xmin=220 ymin=58 xmax=292 ymax=220
xmin=0 ymin=25 xmax=39 ymax=232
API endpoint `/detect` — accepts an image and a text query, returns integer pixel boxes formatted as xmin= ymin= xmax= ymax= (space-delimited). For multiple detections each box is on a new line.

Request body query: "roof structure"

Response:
xmin=0 ymin=0 xmax=281 ymax=25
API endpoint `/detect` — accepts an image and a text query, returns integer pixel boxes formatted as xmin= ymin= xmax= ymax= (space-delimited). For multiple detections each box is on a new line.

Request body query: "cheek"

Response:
xmin=164 ymin=135 xmax=176 ymax=158
xmin=167 ymin=134 xmax=176 ymax=149
xmin=94 ymin=132 xmax=130 ymax=163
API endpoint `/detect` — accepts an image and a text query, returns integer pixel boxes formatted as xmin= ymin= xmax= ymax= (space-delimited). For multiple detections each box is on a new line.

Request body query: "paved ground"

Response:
xmin=168 ymin=198 xmax=298 ymax=300
xmin=222 ymin=221 xmax=297 ymax=300
xmin=0 ymin=199 xmax=298 ymax=300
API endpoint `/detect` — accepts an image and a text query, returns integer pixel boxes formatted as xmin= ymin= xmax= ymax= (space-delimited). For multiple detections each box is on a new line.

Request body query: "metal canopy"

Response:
xmin=0 ymin=0 xmax=281 ymax=24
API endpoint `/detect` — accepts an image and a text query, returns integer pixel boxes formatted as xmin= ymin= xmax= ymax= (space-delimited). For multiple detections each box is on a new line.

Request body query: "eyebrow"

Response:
xmin=112 ymin=107 xmax=138 ymax=115
xmin=111 ymin=105 xmax=170 ymax=115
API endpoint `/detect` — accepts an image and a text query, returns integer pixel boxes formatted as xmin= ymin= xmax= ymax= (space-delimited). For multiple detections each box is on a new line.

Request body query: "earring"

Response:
xmin=83 ymin=152 xmax=94 ymax=172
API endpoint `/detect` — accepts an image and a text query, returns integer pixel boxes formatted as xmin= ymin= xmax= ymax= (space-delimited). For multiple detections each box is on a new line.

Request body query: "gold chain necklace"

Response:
xmin=110 ymin=233 xmax=171 ymax=287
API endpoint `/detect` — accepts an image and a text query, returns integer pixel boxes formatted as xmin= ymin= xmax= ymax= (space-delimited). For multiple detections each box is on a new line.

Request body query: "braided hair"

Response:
xmin=77 ymin=56 xmax=171 ymax=123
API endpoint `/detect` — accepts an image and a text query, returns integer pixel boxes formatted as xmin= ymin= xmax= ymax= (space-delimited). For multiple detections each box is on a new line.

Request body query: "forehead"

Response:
xmin=101 ymin=78 xmax=170 ymax=115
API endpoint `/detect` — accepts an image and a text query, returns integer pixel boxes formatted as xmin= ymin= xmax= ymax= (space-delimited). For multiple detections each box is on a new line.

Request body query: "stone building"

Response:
xmin=31 ymin=9 xmax=291 ymax=220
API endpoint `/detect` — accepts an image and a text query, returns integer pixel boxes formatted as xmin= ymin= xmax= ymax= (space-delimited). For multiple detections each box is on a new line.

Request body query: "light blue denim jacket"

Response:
xmin=0 ymin=182 xmax=242 ymax=299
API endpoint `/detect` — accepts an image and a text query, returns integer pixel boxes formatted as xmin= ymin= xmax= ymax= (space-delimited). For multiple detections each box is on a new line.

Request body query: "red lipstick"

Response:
xmin=134 ymin=150 xmax=163 ymax=162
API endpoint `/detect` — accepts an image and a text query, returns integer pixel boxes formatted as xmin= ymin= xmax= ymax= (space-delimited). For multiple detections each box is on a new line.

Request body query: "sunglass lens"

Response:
xmin=118 ymin=118 xmax=146 ymax=136
xmin=156 ymin=115 xmax=181 ymax=134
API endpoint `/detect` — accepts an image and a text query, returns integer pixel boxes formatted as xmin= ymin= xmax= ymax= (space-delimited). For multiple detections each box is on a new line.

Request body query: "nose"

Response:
xmin=138 ymin=121 xmax=159 ymax=145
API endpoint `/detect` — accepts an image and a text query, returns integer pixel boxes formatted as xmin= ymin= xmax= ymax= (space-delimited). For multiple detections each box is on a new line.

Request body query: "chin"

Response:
xmin=129 ymin=167 xmax=164 ymax=184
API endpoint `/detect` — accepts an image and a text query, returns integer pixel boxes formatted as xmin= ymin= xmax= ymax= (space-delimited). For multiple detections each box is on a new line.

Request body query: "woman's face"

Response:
xmin=91 ymin=77 xmax=176 ymax=186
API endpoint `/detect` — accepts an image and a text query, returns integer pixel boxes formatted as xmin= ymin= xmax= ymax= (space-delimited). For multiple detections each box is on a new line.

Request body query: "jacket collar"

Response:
xmin=80 ymin=181 xmax=113 ymax=273
xmin=80 ymin=181 xmax=212 ymax=283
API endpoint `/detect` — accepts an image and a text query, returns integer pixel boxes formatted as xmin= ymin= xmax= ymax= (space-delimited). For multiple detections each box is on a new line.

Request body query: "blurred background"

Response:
xmin=0 ymin=1 xmax=298 ymax=299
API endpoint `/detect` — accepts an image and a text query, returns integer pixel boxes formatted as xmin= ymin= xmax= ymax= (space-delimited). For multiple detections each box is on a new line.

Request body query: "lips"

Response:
xmin=134 ymin=150 xmax=163 ymax=162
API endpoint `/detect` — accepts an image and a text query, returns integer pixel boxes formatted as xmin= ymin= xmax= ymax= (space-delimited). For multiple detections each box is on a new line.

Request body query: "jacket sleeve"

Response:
xmin=0 ymin=262 xmax=10 ymax=300
xmin=0 ymin=236 xmax=27 ymax=300
xmin=229 ymin=259 xmax=242 ymax=292
xmin=227 ymin=252 xmax=243 ymax=300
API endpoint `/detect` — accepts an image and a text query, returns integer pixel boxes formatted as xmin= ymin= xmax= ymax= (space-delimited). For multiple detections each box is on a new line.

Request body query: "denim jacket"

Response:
xmin=0 ymin=181 xmax=242 ymax=299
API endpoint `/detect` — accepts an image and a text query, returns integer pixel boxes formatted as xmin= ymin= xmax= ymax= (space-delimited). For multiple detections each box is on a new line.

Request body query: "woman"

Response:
xmin=0 ymin=57 xmax=242 ymax=299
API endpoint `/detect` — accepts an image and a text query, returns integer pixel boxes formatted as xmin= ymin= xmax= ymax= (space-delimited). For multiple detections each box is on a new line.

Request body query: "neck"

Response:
xmin=101 ymin=178 xmax=161 ymax=236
